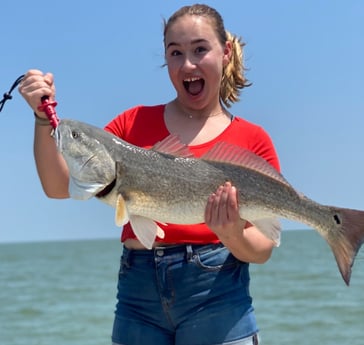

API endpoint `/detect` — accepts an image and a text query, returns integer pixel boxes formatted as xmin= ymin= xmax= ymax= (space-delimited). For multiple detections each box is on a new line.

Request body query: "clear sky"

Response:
xmin=0 ymin=0 xmax=363 ymax=243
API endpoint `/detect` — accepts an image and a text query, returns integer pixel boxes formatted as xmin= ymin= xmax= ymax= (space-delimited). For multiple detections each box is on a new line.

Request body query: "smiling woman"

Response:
xmin=18 ymin=3 xmax=280 ymax=345
xmin=163 ymin=6 xmax=250 ymax=113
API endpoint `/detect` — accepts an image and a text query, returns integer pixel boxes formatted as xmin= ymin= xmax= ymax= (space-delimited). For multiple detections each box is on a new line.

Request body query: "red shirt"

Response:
xmin=105 ymin=104 xmax=280 ymax=244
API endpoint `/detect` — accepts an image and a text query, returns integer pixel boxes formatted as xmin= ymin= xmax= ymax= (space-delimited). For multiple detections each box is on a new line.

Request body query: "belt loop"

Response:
xmin=122 ymin=246 xmax=132 ymax=268
xmin=186 ymin=244 xmax=194 ymax=262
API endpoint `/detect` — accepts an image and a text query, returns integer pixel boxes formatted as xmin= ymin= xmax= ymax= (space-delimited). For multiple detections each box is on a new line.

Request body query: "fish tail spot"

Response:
xmin=328 ymin=208 xmax=364 ymax=285
xmin=333 ymin=214 xmax=341 ymax=225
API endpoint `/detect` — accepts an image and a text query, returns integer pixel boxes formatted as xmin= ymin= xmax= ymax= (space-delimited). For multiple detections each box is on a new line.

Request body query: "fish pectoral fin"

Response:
xmin=115 ymin=194 xmax=129 ymax=227
xmin=129 ymin=216 xmax=165 ymax=249
xmin=156 ymin=225 xmax=165 ymax=239
xmin=250 ymin=218 xmax=281 ymax=247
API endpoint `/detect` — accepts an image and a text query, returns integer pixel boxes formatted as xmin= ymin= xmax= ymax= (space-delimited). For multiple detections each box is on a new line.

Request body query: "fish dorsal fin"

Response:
xmin=129 ymin=215 xmax=165 ymax=249
xmin=152 ymin=134 xmax=193 ymax=157
xmin=201 ymin=142 xmax=291 ymax=187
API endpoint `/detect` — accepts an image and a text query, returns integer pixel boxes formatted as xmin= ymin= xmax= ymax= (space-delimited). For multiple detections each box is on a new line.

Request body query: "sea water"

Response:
xmin=0 ymin=230 xmax=363 ymax=345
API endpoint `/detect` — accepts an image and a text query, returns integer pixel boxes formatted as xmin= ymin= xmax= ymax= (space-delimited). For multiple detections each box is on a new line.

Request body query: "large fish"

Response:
xmin=52 ymin=119 xmax=364 ymax=285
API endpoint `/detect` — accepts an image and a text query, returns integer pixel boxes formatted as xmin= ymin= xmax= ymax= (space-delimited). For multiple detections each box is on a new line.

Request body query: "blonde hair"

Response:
xmin=163 ymin=4 xmax=251 ymax=108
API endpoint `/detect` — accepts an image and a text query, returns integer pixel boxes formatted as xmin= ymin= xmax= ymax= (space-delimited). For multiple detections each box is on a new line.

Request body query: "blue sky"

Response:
xmin=0 ymin=0 xmax=363 ymax=243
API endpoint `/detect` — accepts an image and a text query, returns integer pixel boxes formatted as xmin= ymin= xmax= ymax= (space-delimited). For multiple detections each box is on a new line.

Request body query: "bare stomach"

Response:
xmin=123 ymin=239 xmax=178 ymax=250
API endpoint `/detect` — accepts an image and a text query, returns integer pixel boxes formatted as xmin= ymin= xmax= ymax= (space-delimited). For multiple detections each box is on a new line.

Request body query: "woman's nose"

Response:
xmin=181 ymin=54 xmax=197 ymax=70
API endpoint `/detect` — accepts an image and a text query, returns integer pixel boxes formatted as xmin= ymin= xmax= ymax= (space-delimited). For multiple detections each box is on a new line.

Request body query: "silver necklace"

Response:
xmin=186 ymin=109 xmax=225 ymax=119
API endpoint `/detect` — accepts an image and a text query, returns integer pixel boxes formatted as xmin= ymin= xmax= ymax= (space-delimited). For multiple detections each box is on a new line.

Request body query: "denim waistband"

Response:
xmin=122 ymin=242 xmax=225 ymax=262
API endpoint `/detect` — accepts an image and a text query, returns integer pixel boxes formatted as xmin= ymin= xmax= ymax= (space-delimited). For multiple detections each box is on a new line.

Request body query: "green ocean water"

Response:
xmin=0 ymin=230 xmax=363 ymax=345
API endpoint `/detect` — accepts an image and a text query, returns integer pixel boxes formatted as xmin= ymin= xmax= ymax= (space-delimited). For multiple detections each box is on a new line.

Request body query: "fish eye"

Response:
xmin=71 ymin=130 xmax=80 ymax=139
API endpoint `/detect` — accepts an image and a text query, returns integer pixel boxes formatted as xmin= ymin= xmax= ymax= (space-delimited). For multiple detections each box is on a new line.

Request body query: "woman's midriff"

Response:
xmin=123 ymin=239 xmax=179 ymax=250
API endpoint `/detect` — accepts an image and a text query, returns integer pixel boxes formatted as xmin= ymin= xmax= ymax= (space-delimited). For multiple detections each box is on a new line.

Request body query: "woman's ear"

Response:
xmin=223 ymin=40 xmax=232 ymax=66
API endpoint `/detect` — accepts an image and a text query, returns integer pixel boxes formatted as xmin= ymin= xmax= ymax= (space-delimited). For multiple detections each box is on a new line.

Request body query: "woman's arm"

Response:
xmin=205 ymin=182 xmax=275 ymax=263
xmin=19 ymin=69 xmax=70 ymax=198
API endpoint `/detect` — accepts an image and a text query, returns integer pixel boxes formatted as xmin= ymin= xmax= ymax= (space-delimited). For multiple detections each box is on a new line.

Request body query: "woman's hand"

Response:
xmin=205 ymin=181 xmax=245 ymax=240
xmin=18 ymin=69 xmax=69 ymax=198
xmin=205 ymin=181 xmax=275 ymax=263
xmin=18 ymin=69 xmax=56 ymax=118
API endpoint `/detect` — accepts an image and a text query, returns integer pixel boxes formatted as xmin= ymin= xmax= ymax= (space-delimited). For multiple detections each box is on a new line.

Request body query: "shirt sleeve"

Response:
xmin=104 ymin=111 xmax=127 ymax=138
xmin=250 ymin=126 xmax=281 ymax=172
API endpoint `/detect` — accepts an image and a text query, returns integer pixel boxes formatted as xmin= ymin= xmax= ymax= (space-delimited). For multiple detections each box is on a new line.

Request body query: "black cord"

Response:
xmin=0 ymin=74 xmax=25 ymax=112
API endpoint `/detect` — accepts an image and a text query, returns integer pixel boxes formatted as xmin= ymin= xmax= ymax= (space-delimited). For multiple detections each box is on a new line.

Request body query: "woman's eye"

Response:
xmin=170 ymin=50 xmax=181 ymax=57
xmin=195 ymin=46 xmax=207 ymax=54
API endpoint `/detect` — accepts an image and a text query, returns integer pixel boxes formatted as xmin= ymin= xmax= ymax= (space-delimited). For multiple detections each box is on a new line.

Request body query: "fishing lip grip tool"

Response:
xmin=0 ymin=74 xmax=60 ymax=128
xmin=37 ymin=96 xmax=59 ymax=129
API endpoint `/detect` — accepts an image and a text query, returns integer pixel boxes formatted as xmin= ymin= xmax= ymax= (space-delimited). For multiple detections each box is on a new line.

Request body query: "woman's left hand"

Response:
xmin=204 ymin=181 xmax=246 ymax=240
xmin=205 ymin=181 xmax=274 ymax=263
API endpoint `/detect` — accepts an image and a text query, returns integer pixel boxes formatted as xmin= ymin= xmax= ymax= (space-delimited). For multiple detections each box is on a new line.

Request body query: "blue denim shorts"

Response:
xmin=111 ymin=243 xmax=259 ymax=345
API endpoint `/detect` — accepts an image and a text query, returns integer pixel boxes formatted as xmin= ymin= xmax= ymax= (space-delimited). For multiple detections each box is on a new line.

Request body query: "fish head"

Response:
xmin=52 ymin=119 xmax=116 ymax=201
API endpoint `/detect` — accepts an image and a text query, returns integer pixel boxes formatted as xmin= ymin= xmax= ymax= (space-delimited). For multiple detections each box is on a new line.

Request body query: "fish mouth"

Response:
xmin=51 ymin=127 xmax=61 ymax=149
xmin=96 ymin=179 xmax=116 ymax=198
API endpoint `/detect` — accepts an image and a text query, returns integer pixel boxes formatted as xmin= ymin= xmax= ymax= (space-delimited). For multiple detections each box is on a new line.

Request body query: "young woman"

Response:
xmin=19 ymin=4 xmax=280 ymax=345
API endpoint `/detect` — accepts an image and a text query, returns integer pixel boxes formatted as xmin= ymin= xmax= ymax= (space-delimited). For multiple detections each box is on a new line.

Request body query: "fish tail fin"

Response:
xmin=326 ymin=208 xmax=364 ymax=286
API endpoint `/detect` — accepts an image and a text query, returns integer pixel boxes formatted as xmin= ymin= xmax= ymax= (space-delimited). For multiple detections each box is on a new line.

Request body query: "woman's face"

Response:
xmin=164 ymin=15 xmax=231 ymax=110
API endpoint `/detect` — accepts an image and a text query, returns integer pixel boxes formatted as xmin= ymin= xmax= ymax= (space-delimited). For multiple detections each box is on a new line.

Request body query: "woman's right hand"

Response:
xmin=18 ymin=69 xmax=56 ymax=118
xmin=18 ymin=69 xmax=70 ymax=198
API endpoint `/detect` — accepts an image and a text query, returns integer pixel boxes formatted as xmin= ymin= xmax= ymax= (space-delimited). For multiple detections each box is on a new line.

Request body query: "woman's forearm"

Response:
xmin=34 ymin=123 xmax=70 ymax=198
xmin=218 ymin=224 xmax=275 ymax=264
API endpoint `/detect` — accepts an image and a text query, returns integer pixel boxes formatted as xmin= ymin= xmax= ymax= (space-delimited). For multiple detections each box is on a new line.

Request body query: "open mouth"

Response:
xmin=183 ymin=77 xmax=204 ymax=96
